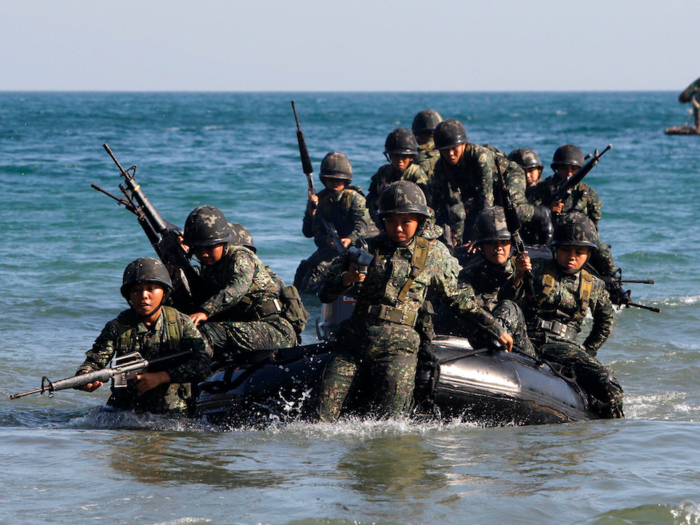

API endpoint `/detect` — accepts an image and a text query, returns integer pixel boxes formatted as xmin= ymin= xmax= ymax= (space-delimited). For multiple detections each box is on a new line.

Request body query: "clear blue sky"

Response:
xmin=1 ymin=0 xmax=697 ymax=91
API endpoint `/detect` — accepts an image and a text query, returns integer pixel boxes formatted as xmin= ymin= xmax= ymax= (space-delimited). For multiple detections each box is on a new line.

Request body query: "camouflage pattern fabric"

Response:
xmin=195 ymin=244 xmax=297 ymax=361
xmin=367 ymin=164 xmax=431 ymax=226
xmin=315 ymin=232 xmax=506 ymax=422
xmin=484 ymin=144 xmax=535 ymax=223
xmin=460 ymin=254 xmax=516 ymax=312
xmin=77 ymin=307 xmax=212 ymax=415
xmin=590 ymin=238 xmax=617 ymax=277
xmin=415 ymin=143 xmax=440 ymax=180
xmin=293 ymin=247 xmax=336 ymax=295
xmin=528 ymin=175 xmax=603 ymax=227
xmin=499 ymin=257 xmax=622 ymax=417
xmin=431 ymin=143 xmax=497 ymax=244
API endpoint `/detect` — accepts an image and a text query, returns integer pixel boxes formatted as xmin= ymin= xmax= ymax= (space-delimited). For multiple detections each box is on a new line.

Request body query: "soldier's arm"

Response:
xmin=76 ymin=318 xmax=121 ymax=374
xmin=473 ymin=145 xmax=496 ymax=207
xmin=587 ymin=186 xmax=603 ymax=228
xmin=302 ymin=199 xmax=316 ymax=238
xmin=583 ymin=282 xmax=614 ymax=357
xmin=348 ymin=192 xmax=370 ymax=241
xmin=199 ymin=250 xmax=256 ymax=317
xmin=318 ymin=251 xmax=354 ymax=303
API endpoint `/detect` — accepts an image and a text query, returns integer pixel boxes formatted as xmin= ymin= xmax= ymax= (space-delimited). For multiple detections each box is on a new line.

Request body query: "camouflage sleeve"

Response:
xmin=506 ymin=164 xmax=535 ymax=222
xmin=200 ymin=251 xmax=256 ymax=316
xmin=409 ymin=164 xmax=432 ymax=204
xmin=76 ymin=318 xmax=120 ymax=374
xmin=527 ymin=179 xmax=550 ymax=207
xmin=302 ymin=201 xmax=316 ymax=238
xmin=432 ymin=244 xmax=505 ymax=338
xmin=166 ymin=313 xmax=213 ymax=384
xmin=318 ymin=251 xmax=353 ymax=303
xmin=587 ymin=186 xmax=603 ymax=226
xmin=583 ymin=281 xmax=614 ymax=356
xmin=347 ymin=191 xmax=371 ymax=241
xmin=474 ymin=146 xmax=496 ymax=207
xmin=366 ymin=169 xmax=382 ymax=219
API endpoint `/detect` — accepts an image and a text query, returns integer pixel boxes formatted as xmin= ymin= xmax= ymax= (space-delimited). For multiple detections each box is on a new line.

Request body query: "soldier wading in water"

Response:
xmin=76 ymin=258 xmax=212 ymax=415
xmin=313 ymin=181 xmax=514 ymax=422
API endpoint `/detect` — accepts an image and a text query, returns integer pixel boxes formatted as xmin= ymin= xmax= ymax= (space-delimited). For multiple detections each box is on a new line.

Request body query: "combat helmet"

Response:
xmin=412 ymin=109 xmax=443 ymax=134
xmin=551 ymin=213 xmax=598 ymax=251
xmin=384 ymin=127 xmax=419 ymax=156
xmin=433 ymin=119 xmax=468 ymax=150
xmin=228 ymin=222 xmax=256 ymax=253
xmin=376 ymin=180 xmax=431 ymax=219
xmin=551 ymin=144 xmax=584 ymax=170
xmin=183 ymin=205 xmax=234 ymax=248
xmin=319 ymin=151 xmax=353 ymax=182
xmin=508 ymin=148 xmax=543 ymax=170
xmin=474 ymin=206 xmax=511 ymax=245
xmin=120 ymin=257 xmax=173 ymax=301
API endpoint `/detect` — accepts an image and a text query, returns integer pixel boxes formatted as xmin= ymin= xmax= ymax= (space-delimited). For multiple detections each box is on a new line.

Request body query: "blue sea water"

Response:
xmin=1 ymin=91 xmax=700 ymax=525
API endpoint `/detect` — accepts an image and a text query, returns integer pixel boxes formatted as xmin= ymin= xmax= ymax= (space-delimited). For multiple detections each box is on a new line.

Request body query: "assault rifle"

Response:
xmin=92 ymin=144 xmax=207 ymax=312
xmin=10 ymin=351 xmax=193 ymax=399
xmin=494 ymin=154 xmax=536 ymax=298
xmin=320 ymin=217 xmax=373 ymax=274
xmin=292 ymin=101 xmax=316 ymax=206
xmin=549 ymin=144 xmax=612 ymax=206
xmin=597 ymin=268 xmax=660 ymax=313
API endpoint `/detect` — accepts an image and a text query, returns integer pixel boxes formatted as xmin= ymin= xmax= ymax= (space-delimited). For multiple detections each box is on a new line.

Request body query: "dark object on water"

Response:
xmin=194 ymin=336 xmax=598 ymax=427
xmin=666 ymin=76 xmax=700 ymax=135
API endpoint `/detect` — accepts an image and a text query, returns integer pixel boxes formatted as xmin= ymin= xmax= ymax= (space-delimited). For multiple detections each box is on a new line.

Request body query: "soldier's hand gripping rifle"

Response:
xmin=9 ymin=351 xmax=193 ymax=400
xmin=549 ymin=144 xmax=612 ymax=208
xmin=598 ymin=268 xmax=660 ymax=313
xmin=292 ymin=101 xmax=316 ymax=208
xmin=92 ymin=144 xmax=207 ymax=312
xmin=494 ymin=156 xmax=536 ymax=298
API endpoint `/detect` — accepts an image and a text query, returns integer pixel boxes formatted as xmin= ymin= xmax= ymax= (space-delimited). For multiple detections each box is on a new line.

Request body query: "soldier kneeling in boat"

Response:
xmin=313 ymin=181 xmax=514 ymax=422
xmin=76 ymin=258 xmax=212 ymax=415
xmin=184 ymin=205 xmax=301 ymax=367
xmin=499 ymin=213 xmax=624 ymax=418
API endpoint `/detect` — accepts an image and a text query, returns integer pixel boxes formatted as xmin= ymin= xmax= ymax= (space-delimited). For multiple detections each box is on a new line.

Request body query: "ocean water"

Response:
xmin=1 ymin=91 xmax=699 ymax=525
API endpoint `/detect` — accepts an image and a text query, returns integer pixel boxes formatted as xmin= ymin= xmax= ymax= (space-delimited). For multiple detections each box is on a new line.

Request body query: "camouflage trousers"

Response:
xmin=534 ymin=337 xmax=624 ymax=419
xmin=107 ymin=382 xmax=192 ymax=416
xmin=314 ymin=320 xmax=421 ymax=422
xmin=294 ymin=247 xmax=336 ymax=295
xmin=199 ymin=316 xmax=297 ymax=367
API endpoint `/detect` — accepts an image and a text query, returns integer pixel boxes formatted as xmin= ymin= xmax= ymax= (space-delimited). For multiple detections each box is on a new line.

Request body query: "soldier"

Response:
xmin=183 ymin=206 xmax=298 ymax=365
xmin=314 ymin=181 xmax=513 ymax=422
xmin=367 ymin=128 xmax=431 ymax=226
xmin=429 ymin=119 xmax=497 ymax=245
xmin=295 ymin=151 xmax=376 ymax=294
xmin=412 ymin=109 xmax=443 ymax=179
xmin=508 ymin=147 xmax=544 ymax=190
xmin=76 ymin=257 xmax=212 ymax=415
xmin=500 ymin=213 xmax=624 ymax=418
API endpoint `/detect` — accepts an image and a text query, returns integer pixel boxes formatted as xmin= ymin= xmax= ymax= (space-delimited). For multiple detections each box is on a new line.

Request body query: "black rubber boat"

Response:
xmin=195 ymin=335 xmax=598 ymax=427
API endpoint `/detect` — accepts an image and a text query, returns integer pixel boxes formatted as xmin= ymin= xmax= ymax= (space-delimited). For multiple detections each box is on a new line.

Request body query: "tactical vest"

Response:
xmin=538 ymin=264 xmax=594 ymax=323
xmin=116 ymin=306 xmax=181 ymax=354
xmin=319 ymin=186 xmax=363 ymax=221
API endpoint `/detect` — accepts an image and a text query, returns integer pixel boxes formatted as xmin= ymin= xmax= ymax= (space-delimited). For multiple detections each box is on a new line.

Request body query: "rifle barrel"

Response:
xmin=621 ymin=279 xmax=655 ymax=285
xmin=627 ymin=301 xmax=661 ymax=313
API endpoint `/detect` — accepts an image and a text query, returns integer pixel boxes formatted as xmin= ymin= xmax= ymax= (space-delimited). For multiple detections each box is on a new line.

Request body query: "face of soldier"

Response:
xmin=439 ymin=143 xmax=466 ymax=166
xmin=556 ymin=245 xmax=591 ymax=273
xmin=481 ymin=240 xmax=512 ymax=265
xmin=384 ymin=213 xmax=421 ymax=244
xmin=525 ymin=167 xmax=543 ymax=186
xmin=129 ymin=282 xmax=165 ymax=323
xmin=554 ymin=165 xmax=577 ymax=181
xmin=192 ymin=243 xmax=226 ymax=266
xmin=389 ymin=154 xmax=414 ymax=172
xmin=321 ymin=177 xmax=347 ymax=193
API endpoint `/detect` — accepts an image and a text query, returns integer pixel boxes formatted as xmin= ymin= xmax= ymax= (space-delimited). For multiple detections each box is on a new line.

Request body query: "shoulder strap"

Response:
xmin=538 ymin=262 xmax=557 ymax=305
xmin=397 ymin=237 xmax=430 ymax=303
xmin=162 ymin=306 xmax=182 ymax=350
xmin=116 ymin=310 xmax=135 ymax=353
xmin=574 ymin=269 xmax=594 ymax=322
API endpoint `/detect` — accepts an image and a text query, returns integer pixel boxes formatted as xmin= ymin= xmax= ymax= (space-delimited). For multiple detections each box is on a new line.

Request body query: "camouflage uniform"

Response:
xmin=367 ymin=164 xmax=431 ymax=226
xmin=295 ymin=185 xmax=375 ymax=294
xmin=528 ymin=174 xmax=603 ymax=227
xmin=414 ymin=142 xmax=440 ymax=180
xmin=77 ymin=306 xmax=212 ymax=415
xmin=196 ymin=244 xmax=297 ymax=363
xmin=500 ymin=257 xmax=623 ymax=418
xmin=484 ymin=144 xmax=535 ymax=224
xmin=315 ymin=233 xmax=506 ymax=422
xmin=431 ymin=144 xmax=497 ymax=244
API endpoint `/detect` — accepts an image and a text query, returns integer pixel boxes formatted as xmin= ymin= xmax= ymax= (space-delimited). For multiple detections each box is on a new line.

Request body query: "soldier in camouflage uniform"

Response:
xmin=184 ymin=206 xmax=297 ymax=365
xmin=499 ymin=213 xmax=623 ymax=418
xmin=295 ymin=152 xmax=376 ymax=294
xmin=412 ymin=109 xmax=443 ymax=179
xmin=429 ymin=119 xmax=497 ymax=245
xmin=367 ymin=128 xmax=431 ymax=226
xmin=76 ymin=258 xmax=212 ymax=415
xmin=528 ymin=144 xmax=616 ymax=274
xmin=314 ymin=181 xmax=514 ymax=422
xmin=508 ymin=147 xmax=544 ymax=191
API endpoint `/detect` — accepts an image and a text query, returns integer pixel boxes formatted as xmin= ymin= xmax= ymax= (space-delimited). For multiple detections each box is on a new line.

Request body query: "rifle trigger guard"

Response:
xmin=41 ymin=376 xmax=55 ymax=397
